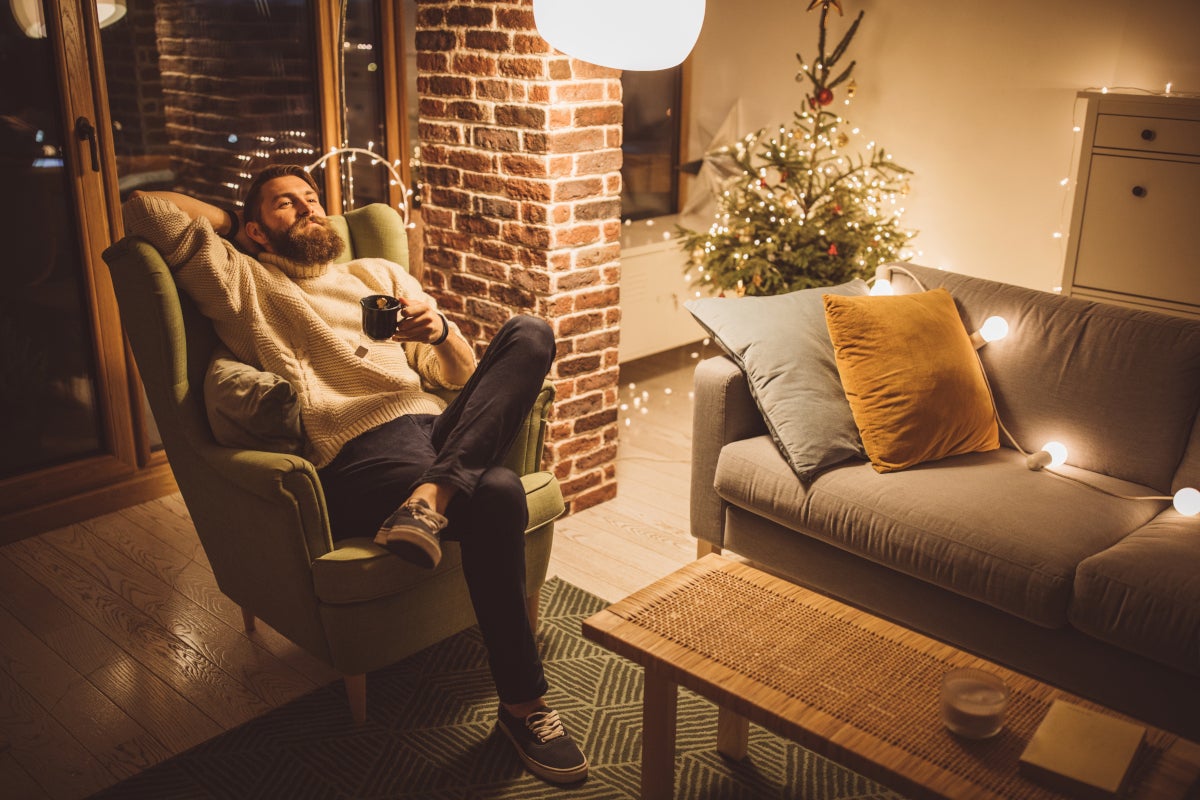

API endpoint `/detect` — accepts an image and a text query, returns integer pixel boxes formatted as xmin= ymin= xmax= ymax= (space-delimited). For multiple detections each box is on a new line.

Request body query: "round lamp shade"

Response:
xmin=11 ymin=0 xmax=126 ymax=38
xmin=533 ymin=0 xmax=705 ymax=71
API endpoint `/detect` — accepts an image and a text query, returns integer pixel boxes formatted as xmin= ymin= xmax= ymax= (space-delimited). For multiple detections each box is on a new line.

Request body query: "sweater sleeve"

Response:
xmin=122 ymin=194 xmax=259 ymax=324
xmin=392 ymin=267 xmax=474 ymax=391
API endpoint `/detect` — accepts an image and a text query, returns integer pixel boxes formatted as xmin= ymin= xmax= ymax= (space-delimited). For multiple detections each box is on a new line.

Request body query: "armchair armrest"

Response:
xmin=194 ymin=443 xmax=333 ymax=560
xmin=690 ymin=356 xmax=768 ymax=547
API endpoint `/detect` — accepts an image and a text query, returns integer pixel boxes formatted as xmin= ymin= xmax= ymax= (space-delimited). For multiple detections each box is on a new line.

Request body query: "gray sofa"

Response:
xmin=690 ymin=263 xmax=1200 ymax=739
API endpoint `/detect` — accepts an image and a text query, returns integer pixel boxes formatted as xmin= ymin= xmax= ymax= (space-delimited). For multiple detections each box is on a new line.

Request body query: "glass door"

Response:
xmin=1 ymin=0 xmax=412 ymax=540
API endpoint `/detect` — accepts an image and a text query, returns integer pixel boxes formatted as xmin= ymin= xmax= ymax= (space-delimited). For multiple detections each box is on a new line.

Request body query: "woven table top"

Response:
xmin=583 ymin=555 xmax=1200 ymax=800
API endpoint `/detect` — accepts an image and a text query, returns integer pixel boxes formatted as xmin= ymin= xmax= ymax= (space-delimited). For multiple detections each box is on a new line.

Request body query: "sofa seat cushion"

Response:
xmin=1071 ymin=513 xmax=1200 ymax=676
xmin=313 ymin=472 xmax=564 ymax=604
xmin=714 ymin=437 xmax=1165 ymax=627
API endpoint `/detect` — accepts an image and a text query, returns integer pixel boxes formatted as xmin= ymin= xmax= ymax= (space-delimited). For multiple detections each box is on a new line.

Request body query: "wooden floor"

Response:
xmin=0 ymin=343 xmax=720 ymax=800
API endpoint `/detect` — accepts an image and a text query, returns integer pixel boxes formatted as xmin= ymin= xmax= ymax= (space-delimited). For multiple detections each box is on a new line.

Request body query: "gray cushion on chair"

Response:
xmin=204 ymin=347 xmax=303 ymax=453
xmin=685 ymin=280 xmax=868 ymax=481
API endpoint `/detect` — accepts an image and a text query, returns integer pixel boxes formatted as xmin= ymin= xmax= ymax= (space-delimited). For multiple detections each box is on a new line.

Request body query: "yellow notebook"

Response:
xmin=1019 ymin=700 xmax=1146 ymax=800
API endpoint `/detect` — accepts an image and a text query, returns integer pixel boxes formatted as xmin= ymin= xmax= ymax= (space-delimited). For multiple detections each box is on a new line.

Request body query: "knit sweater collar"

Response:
xmin=258 ymin=252 xmax=330 ymax=280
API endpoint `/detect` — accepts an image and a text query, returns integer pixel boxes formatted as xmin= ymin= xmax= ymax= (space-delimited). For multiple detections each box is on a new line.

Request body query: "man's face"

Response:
xmin=250 ymin=175 xmax=345 ymax=266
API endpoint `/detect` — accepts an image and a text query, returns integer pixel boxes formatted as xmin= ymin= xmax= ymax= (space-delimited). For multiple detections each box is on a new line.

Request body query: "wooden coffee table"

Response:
xmin=582 ymin=555 xmax=1200 ymax=800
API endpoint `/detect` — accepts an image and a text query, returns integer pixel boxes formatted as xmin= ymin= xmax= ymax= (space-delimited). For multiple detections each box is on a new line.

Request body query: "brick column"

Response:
xmin=416 ymin=0 xmax=623 ymax=513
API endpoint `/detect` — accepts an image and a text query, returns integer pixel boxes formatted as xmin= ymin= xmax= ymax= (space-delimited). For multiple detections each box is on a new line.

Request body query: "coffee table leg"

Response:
xmin=642 ymin=668 xmax=678 ymax=800
xmin=717 ymin=706 xmax=749 ymax=760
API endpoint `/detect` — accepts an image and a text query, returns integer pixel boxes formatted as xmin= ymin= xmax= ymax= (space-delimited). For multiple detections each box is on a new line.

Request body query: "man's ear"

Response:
xmin=245 ymin=220 xmax=271 ymax=250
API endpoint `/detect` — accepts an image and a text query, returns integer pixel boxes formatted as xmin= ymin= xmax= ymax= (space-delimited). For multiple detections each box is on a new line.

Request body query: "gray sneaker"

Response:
xmin=496 ymin=704 xmax=589 ymax=784
xmin=373 ymin=498 xmax=448 ymax=569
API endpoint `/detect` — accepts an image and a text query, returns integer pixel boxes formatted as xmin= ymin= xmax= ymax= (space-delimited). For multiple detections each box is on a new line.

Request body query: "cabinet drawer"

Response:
xmin=1073 ymin=154 xmax=1200 ymax=308
xmin=1094 ymin=113 xmax=1200 ymax=157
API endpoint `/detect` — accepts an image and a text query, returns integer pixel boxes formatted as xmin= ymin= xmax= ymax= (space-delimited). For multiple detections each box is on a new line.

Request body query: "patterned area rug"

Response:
xmin=89 ymin=578 xmax=903 ymax=799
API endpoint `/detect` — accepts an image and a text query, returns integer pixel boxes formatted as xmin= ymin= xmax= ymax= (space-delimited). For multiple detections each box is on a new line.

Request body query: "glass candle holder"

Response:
xmin=940 ymin=668 xmax=1009 ymax=739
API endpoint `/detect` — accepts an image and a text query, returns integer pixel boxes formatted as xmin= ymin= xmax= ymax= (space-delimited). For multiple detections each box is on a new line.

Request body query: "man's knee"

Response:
xmin=474 ymin=467 xmax=529 ymax=533
xmin=502 ymin=315 xmax=555 ymax=367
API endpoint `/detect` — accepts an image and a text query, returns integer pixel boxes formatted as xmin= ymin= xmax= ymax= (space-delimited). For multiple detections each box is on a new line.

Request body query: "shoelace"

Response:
xmin=525 ymin=710 xmax=566 ymax=743
xmin=403 ymin=499 xmax=446 ymax=531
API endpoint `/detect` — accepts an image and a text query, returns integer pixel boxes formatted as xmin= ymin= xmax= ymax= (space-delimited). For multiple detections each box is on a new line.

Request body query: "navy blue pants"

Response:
xmin=318 ymin=315 xmax=556 ymax=704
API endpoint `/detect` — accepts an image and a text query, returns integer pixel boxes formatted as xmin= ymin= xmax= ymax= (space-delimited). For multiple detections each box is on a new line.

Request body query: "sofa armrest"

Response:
xmin=690 ymin=356 xmax=768 ymax=547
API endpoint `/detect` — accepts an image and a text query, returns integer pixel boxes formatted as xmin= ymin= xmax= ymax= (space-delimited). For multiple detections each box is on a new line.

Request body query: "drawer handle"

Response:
xmin=1132 ymin=185 xmax=1148 ymax=198
xmin=1140 ymin=128 xmax=1157 ymax=141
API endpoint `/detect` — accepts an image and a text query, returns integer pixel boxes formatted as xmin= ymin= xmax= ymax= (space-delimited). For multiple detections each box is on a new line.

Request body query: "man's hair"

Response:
xmin=242 ymin=164 xmax=321 ymax=225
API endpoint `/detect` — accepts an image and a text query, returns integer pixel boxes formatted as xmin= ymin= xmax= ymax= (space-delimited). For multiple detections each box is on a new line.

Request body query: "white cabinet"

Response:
xmin=619 ymin=219 xmax=708 ymax=362
xmin=1062 ymin=92 xmax=1200 ymax=317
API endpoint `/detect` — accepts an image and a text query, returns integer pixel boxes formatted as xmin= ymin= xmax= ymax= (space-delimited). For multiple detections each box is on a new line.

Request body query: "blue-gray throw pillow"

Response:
xmin=686 ymin=280 xmax=868 ymax=481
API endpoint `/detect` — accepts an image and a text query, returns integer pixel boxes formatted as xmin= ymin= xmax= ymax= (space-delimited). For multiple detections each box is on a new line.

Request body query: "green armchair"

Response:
xmin=102 ymin=203 xmax=564 ymax=723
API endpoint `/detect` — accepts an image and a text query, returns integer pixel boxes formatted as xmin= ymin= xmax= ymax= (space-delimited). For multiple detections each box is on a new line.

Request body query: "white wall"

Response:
xmin=683 ymin=0 xmax=1200 ymax=292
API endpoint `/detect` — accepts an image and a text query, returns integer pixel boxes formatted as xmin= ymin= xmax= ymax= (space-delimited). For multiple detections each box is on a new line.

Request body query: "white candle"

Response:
xmin=941 ymin=669 xmax=1009 ymax=739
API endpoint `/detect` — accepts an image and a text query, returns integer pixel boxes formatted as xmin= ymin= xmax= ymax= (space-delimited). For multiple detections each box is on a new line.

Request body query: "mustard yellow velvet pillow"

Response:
xmin=823 ymin=288 xmax=999 ymax=472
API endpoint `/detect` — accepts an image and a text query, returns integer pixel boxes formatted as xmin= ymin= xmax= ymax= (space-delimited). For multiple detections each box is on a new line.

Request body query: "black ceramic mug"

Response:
xmin=361 ymin=294 xmax=402 ymax=340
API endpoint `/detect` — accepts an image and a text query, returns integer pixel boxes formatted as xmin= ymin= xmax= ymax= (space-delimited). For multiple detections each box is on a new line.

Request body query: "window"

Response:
xmin=620 ymin=66 xmax=683 ymax=221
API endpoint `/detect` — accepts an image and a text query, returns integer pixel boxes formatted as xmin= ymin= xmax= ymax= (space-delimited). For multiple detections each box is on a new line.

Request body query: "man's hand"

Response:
xmin=391 ymin=297 xmax=444 ymax=344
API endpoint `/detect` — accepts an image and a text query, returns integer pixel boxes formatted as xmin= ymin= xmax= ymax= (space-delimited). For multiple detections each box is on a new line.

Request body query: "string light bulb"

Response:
xmin=1027 ymin=441 xmax=1068 ymax=471
xmin=1175 ymin=487 xmax=1200 ymax=516
xmin=970 ymin=316 xmax=1009 ymax=349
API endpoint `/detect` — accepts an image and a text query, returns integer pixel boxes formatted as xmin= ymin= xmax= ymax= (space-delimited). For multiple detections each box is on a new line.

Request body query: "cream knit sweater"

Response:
xmin=123 ymin=194 xmax=472 ymax=468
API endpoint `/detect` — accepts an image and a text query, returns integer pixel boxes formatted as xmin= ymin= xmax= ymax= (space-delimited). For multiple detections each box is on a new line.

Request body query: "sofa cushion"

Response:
xmin=823 ymin=288 xmax=999 ymax=472
xmin=713 ymin=436 xmax=1164 ymax=627
xmin=1071 ymin=512 xmax=1200 ymax=676
xmin=886 ymin=265 xmax=1200 ymax=493
xmin=685 ymin=280 xmax=868 ymax=481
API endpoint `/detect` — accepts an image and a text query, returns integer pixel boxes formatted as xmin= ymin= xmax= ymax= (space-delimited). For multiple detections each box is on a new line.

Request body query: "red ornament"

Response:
xmin=816 ymin=88 xmax=834 ymax=106
xmin=833 ymin=203 xmax=842 ymax=215
xmin=828 ymin=243 xmax=839 ymax=256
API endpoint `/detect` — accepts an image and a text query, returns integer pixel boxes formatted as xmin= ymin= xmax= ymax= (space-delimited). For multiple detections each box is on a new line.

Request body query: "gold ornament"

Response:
xmin=837 ymin=132 xmax=849 ymax=148
xmin=847 ymin=79 xmax=857 ymax=98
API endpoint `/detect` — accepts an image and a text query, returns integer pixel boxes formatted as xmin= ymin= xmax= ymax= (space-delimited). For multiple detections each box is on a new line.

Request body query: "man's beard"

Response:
xmin=263 ymin=216 xmax=345 ymax=266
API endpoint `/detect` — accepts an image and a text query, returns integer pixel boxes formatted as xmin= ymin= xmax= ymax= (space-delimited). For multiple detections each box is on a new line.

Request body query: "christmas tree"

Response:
xmin=676 ymin=0 xmax=914 ymax=297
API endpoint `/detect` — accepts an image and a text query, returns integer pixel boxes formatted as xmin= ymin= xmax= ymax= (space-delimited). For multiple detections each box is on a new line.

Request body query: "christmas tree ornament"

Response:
xmin=816 ymin=88 xmax=835 ymax=106
xmin=847 ymin=79 xmax=857 ymax=98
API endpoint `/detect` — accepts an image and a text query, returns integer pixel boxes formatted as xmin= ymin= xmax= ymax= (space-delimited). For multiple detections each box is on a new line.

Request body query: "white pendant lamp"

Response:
xmin=533 ymin=0 xmax=705 ymax=71
xmin=11 ymin=0 xmax=127 ymax=38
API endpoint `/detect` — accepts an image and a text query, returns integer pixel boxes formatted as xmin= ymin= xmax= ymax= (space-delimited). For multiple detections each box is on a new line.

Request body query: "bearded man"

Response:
xmin=122 ymin=164 xmax=588 ymax=785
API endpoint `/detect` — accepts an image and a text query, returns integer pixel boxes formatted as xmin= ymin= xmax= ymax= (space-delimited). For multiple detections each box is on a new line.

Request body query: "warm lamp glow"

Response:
xmin=11 ymin=0 xmax=126 ymax=37
xmin=979 ymin=316 xmax=1009 ymax=343
xmin=869 ymin=278 xmax=893 ymax=296
xmin=1175 ymin=487 xmax=1200 ymax=516
xmin=533 ymin=0 xmax=706 ymax=71
xmin=970 ymin=315 xmax=1008 ymax=349
xmin=1027 ymin=441 xmax=1068 ymax=471
xmin=1043 ymin=441 xmax=1068 ymax=467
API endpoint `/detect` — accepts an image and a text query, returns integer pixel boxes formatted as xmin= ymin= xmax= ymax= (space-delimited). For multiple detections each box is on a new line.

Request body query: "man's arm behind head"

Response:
xmin=128 ymin=190 xmax=259 ymax=254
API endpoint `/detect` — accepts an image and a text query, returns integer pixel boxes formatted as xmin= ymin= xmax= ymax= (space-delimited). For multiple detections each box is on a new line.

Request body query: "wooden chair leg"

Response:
xmin=344 ymin=674 xmax=366 ymax=725
xmin=527 ymin=590 xmax=540 ymax=633
xmin=241 ymin=607 xmax=256 ymax=633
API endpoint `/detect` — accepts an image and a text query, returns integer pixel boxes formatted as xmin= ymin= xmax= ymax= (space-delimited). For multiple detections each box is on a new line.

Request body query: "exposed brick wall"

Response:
xmin=416 ymin=0 xmax=623 ymax=513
